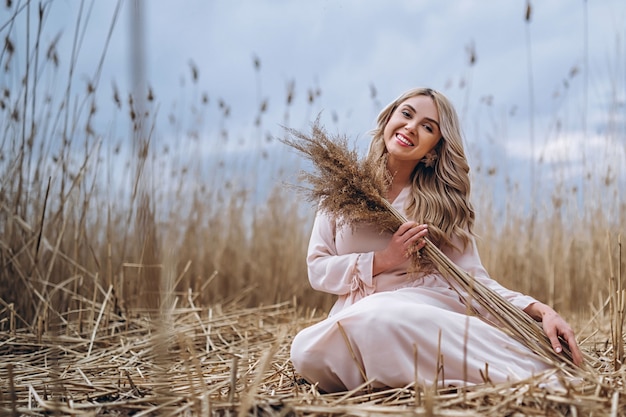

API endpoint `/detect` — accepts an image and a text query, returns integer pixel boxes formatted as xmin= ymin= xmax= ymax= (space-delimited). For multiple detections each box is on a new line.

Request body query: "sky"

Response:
xmin=3 ymin=0 xmax=625 ymax=210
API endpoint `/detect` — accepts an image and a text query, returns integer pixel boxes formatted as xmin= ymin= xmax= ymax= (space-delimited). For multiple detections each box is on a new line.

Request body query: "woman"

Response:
xmin=290 ymin=87 xmax=583 ymax=393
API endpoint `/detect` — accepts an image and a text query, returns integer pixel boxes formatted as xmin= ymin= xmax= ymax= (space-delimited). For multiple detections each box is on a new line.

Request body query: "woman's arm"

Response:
xmin=306 ymin=210 xmax=375 ymax=295
xmin=308 ymin=212 xmax=430 ymax=294
xmin=443 ymin=234 xmax=538 ymax=310
xmin=445 ymin=234 xmax=583 ymax=366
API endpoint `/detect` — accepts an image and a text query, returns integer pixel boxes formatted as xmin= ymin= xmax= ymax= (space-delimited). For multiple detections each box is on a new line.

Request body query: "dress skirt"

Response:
xmin=290 ymin=283 xmax=553 ymax=393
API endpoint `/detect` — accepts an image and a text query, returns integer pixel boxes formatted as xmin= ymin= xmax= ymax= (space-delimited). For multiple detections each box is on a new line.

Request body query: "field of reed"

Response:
xmin=1 ymin=2 xmax=625 ymax=415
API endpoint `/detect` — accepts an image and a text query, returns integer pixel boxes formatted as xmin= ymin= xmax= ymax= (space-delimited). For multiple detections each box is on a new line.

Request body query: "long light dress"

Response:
xmin=290 ymin=186 xmax=553 ymax=393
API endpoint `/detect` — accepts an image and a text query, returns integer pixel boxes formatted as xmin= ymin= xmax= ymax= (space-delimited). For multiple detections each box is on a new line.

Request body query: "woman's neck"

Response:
xmin=386 ymin=164 xmax=414 ymax=201
xmin=387 ymin=160 xmax=415 ymax=188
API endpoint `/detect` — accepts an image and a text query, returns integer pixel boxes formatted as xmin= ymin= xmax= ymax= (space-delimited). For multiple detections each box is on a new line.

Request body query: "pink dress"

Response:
xmin=290 ymin=186 xmax=552 ymax=392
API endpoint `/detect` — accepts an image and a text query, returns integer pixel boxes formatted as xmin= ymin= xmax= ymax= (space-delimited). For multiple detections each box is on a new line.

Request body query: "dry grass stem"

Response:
xmin=337 ymin=321 xmax=369 ymax=386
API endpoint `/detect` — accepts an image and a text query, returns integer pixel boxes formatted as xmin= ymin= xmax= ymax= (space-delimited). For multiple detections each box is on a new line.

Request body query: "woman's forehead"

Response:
xmin=398 ymin=95 xmax=439 ymax=121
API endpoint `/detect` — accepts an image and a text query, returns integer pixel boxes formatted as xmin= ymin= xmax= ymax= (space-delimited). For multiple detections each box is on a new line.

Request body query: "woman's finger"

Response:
xmin=396 ymin=221 xmax=417 ymax=236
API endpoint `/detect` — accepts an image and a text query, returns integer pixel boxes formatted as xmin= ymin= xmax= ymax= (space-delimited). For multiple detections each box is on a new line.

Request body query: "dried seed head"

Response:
xmin=189 ymin=60 xmax=198 ymax=83
xmin=279 ymin=117 xmax=398 ymax=233
xmin=465 ymin=41 xmax=476 ymax=66
xmin=286 ymin=80 xmax=295 ymax=105
xmin=4 ymin=36 xmax=14 ymax=55
xmin=112 ymin=82 xmax=121 ymax=109
xmin=369 ymin=84 xmax=377 ymax=99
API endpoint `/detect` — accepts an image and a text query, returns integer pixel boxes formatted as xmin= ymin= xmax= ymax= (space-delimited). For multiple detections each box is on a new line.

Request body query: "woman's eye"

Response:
xmin=423 ymin=124 xmax=433 ymax=133
xmin=402 ymin=110 xmax=411 ymax=118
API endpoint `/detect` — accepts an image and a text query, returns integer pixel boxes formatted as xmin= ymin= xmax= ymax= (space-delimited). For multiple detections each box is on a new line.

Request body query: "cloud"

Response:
xmin=507 ymin=131 xmax=623 ymax=163
xmin=5 ymin=0 xmax=625 ymax=205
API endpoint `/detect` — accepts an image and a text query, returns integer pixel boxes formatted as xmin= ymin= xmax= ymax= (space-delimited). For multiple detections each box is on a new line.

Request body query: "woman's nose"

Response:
xmin=404 ymin=121 xmax=417 ymax=134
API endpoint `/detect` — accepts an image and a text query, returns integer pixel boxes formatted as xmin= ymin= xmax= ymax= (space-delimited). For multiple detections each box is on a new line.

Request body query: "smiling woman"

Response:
xmin=288 ymin=87 xmax=583 ymax=393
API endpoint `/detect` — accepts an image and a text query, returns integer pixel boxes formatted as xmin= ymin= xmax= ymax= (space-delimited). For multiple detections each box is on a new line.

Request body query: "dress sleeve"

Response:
xmin=443 ymin=234 xmax=538 ymax=311
xmin=306 ymin=210 xmax=375 ymax=296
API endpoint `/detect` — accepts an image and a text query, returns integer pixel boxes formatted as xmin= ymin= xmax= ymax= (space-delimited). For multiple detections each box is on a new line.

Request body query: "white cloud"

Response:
xmin=500 ymin=129 xmax=625 ymax=191
xmin=5 ymin=0 xmax=626 ymax=198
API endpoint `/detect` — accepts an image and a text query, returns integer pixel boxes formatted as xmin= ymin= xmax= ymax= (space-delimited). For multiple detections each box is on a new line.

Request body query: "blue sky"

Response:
xmin=3 ymin=0 xmax=625 ymax=209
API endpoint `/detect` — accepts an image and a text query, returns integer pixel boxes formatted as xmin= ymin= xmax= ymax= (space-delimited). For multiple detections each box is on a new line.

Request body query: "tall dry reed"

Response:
xmin=0 ymin=1 xmax=622 ymax=338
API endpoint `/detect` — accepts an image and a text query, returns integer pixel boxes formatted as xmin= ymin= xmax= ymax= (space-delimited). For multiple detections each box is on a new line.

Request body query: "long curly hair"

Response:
xmin=367 ymin=87 xmax=475 ymax=249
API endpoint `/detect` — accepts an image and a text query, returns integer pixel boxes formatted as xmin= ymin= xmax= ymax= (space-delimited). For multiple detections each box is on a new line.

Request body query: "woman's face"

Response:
xmin=383 ymin=94 xmax=442 ymax=168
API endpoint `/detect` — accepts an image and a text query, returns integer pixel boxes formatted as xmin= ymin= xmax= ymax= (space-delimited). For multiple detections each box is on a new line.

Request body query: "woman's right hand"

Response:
xmin=373 ymin=222 xmax=429 ymax=275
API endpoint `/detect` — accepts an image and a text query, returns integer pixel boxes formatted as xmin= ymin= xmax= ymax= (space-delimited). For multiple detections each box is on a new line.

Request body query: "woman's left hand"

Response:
xmin=524 ymin=302 xmax=584 ymax=366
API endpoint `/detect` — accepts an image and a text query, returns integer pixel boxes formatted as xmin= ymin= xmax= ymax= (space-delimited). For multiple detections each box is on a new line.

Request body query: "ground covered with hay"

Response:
xmin=1 ymin=293 xmax=624 ymax=417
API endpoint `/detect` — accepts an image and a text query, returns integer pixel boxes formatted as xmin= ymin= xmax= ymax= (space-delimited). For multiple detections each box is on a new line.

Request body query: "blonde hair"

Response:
xmin=367 ymin=87 xmax=475 ymax=249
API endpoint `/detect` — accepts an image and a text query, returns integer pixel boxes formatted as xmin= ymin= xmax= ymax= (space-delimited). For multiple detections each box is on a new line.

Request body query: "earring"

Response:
xmin=421 ymin=151 xmax=438 ymax=168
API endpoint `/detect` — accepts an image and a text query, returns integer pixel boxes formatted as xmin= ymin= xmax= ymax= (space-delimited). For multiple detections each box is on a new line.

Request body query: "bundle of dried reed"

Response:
xmin=280 ymin=118 xmax=398 ymax=234
xmin=280 ymin=120 xmax=587 ymax=374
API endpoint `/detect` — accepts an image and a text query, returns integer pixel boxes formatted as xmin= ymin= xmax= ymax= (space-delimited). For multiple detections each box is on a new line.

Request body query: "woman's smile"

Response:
xmin=394 ymin=132 xmax=414 ymax=147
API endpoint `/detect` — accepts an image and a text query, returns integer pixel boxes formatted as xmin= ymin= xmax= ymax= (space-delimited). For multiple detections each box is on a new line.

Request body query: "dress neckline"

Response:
xmin=390 ymin=184 xmax=410 ymax=207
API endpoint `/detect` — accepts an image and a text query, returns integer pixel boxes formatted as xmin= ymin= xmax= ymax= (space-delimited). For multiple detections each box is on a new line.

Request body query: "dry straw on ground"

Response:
xmin=0 ymin=292 xmax=623 ymax=417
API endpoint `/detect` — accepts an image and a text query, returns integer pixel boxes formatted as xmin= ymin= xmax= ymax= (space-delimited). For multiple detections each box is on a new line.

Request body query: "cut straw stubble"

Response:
xmin=280 ymin=120 xmax=589 ymax=376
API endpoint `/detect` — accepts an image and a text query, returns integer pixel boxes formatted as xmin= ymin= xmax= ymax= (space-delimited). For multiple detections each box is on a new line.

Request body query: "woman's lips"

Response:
xmin=395 ymin=133 xmax=414 ymax=146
